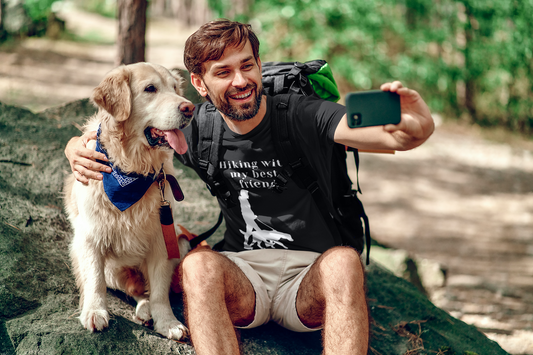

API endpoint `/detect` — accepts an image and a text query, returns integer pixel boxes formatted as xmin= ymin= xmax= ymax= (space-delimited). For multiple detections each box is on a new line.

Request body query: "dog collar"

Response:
xmin=96 ymin=125 xmax=158 ymax=211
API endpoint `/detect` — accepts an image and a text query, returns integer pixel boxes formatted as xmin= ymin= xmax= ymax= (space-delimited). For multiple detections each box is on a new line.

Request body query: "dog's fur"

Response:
xmin=64 ymin=62 xmax=193 ymax=340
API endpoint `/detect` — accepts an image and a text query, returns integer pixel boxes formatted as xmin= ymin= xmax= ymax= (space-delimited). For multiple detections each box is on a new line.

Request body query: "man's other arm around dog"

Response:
xmin=64 ymin=81 xmax=434 ymax=183
xmin=64 ymin=131 xmax=111 ymax=184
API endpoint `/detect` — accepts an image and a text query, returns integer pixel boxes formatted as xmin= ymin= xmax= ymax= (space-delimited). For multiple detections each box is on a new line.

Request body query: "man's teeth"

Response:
xmin=233 ymin=91 xmax=251 ymax=99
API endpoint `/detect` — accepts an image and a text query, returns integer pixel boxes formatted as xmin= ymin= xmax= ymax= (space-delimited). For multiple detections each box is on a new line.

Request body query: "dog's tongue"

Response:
xmin=164 ymin=129 xmax=188 ymax=154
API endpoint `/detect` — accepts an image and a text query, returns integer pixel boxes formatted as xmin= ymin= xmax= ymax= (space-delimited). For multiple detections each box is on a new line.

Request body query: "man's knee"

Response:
xmin=318 ymin=247 xmax=365 ymax=291
xmin=180 ymin=249 xmax=225 ymax=288
xmin=320 ymin=247 xmax=363 ymax=273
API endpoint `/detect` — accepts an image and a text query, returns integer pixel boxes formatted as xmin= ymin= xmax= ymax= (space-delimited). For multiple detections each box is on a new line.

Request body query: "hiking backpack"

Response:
xmin=192 ymin=60 xmax=371 ymax=264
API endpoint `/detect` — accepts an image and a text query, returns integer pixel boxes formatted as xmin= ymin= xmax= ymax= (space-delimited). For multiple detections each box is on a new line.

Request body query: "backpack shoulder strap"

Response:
xmin=197 ymin=103 xmax=221 ymax=179
xmin=191 ymin=103 xmax=229 ymax=248
xmin=270 ymin=94 xmax=342 ymax=246
xmin=196 ymin=103 xmax=235 ymax=207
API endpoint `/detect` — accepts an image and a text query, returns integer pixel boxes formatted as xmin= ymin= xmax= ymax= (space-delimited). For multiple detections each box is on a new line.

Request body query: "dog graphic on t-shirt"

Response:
xmin=238 ymin=189 xmax=293 ymax=250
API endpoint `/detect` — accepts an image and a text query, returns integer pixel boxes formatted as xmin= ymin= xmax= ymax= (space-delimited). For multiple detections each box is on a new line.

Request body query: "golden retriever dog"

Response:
xmin=63 ymin=62 xmax=194 ymax=340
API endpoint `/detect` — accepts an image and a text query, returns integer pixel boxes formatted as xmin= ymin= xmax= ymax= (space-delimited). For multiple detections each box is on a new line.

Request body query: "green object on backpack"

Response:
xmin=307 ymin=63 xmax=341 ymax=103
xmin=261 ymin=59 xmax=341 ymax=102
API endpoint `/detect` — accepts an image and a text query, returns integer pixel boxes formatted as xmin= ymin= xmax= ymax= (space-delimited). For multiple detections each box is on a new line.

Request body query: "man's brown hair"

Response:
xmin=184 ymin=19 xmax=260 ymax=77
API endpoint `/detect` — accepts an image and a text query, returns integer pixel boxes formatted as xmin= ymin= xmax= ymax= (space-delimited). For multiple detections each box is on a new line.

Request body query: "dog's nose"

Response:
xmin=179 ymin=102 xmax=195 ymax=118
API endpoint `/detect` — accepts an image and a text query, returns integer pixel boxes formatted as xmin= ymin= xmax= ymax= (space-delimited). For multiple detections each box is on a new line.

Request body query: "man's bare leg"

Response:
xmin=296 ymin=246 xmax=369 ymax=354
xmin=179 ymin=249 xmax=256 ymax=355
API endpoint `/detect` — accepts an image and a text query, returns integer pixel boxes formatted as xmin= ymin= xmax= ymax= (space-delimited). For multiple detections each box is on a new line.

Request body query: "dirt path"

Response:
xmin=0 ymin=6 xmax=194 ymax=112
xmin=354 ymin=128 xmax=533 ymax=353
xmin=1 ymin=7 xmax=532 ymax=354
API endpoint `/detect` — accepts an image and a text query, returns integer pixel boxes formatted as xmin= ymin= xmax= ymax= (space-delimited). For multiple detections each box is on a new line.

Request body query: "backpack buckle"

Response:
xmin=307 ymin=181 xmax=319 ymax=194
xmin=273 ymin=173 xmax=289 ymax=193
xmin=198 ymin=159 xmax=209 ymax=171
xmin=289 ymin=158 xmax=304 ymax=170
xmin=276 ymin=101 xmax=289 ymax=110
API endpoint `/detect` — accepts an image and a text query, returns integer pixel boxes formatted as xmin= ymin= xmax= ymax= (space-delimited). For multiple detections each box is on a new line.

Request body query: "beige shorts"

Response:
xmin=221 ymin=249 xmax=322 ymax=333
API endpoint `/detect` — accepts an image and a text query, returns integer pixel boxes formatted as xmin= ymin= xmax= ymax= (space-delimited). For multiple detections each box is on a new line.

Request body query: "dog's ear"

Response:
xmin=169 ymin=68 xmax=185 ymax=96
xmin=91 ymin=66 xmax=132 ymax=122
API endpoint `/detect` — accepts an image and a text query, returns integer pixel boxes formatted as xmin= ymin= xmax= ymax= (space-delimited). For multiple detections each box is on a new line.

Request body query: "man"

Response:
xmin=65 ymin=20 xmax=434 ymax=355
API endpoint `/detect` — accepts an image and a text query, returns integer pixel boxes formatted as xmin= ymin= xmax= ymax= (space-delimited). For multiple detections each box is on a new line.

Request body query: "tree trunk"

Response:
xmin=463 ymin=4 xmax=477 ymax=124
xmin=151 ymin=0 xmax=212 ymax=27
xmin=115 ymin=0 xmax=147 ymax=67
xmin=0 ymin=0 xmax=5 ymax=42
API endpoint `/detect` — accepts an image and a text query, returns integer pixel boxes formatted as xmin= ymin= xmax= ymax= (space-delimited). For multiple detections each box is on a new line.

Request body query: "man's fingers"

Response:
xmin=383 ymin=123 xmax=399 ymax=132
xmin=390 ymin=81 xmax=403 ymax=92
xmin=396 ymin=86 xmax=419 ymax=100
xmin=71 ymin=149 xmax=110 ymax=173
xmin=75 ymin=164 xmax=104 ymax=181
xmin=74 ymin=146 xmax=108 ymax=163
xmin=380 ymin=81 xmax=404 ymax=92
xmin=383 ymin=120 xmax=407 ymax=133
xmin=73 ymin=171 xmax=89 ymax=185
xmin=380 ymin=82 xmax=391 ymax=91
xmin=85 ymin=131 xmax=98 ymax=141
xmin=80 ymin=130 xmax=98 ymax=144
xmin=75 ymin=158 xmax=109 ymax=175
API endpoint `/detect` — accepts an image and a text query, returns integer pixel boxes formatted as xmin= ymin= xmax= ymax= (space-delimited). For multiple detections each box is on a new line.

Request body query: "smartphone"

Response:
xmin=346 ymin=90 xmax=401 ymax=128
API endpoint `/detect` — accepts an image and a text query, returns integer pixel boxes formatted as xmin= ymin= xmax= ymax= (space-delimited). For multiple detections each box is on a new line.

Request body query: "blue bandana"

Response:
xmin=96 ymin=126 xmax=157 ymax=211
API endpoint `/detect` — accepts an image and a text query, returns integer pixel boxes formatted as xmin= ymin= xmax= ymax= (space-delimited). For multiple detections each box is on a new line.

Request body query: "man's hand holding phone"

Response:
xmin=336 ymin=81 xmax=434 ymax=152
xmin=379 ymin=81 xmax=435 ymax=149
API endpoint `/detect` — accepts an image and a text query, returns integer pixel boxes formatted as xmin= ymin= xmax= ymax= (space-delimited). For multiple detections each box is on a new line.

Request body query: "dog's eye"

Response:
xmin=145 ymin=84 xmax=157 ymax=93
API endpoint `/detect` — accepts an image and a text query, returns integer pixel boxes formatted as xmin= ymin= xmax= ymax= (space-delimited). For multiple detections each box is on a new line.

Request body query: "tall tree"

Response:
xmin=0 ymin=0 xmax=4 ymax=41
xmin=115 ymin=0 xmax=147 ymax=66
xmin=151 ymin=0 xmax=212 ymax=27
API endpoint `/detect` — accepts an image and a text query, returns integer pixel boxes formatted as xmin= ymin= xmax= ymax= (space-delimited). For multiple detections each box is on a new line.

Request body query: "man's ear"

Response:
xmin=190 ymin=72 xmax=208 ymax=98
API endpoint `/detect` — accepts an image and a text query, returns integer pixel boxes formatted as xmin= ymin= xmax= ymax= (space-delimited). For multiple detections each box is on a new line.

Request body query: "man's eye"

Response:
xmin=243 ymin=64 xmax=253 ymax=70
xmin=145 ymin=84 xmax=157 ymax=93
xmin=216 ymin=71 xmax=229 ymax=77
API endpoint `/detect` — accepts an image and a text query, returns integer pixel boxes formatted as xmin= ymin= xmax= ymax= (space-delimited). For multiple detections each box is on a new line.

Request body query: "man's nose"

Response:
xmin=232 ymin=71 xmax=247 ymax=87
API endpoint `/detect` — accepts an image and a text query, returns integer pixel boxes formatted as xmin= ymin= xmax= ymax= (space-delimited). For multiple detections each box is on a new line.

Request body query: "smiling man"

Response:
xmin=65 ymin=19 xmax=434 ymax=355
xmin=196 ymin=51 xmax=263 ymax=123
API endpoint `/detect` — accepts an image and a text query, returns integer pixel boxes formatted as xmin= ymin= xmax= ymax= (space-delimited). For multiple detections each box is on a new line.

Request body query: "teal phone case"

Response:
xmin=346 ymin=90 xmax=401 ymax=128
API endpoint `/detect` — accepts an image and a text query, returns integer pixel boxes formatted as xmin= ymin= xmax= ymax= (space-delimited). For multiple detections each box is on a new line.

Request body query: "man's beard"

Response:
xmin=206 ymin=83 xmax=263 ymax=122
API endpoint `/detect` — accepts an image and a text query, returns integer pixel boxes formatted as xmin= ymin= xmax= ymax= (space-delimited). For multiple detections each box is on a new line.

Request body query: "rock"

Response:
xmin=369 ymin=245 xmax=448 ymax=295
xmin=0 ymin=99 xmax=509 ymax=354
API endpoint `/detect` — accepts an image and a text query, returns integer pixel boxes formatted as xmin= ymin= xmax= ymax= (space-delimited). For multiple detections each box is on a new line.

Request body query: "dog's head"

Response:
xmin=91 ymin=63 xmax=194 ymax=156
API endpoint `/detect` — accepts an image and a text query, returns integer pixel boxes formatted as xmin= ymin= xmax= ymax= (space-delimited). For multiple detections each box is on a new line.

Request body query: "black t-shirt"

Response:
xmin=177 ymin=95 xmax=346 ymax=253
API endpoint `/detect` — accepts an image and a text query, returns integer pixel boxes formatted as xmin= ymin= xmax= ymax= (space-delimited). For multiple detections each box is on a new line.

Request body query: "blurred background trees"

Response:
xmin=115 ymin=0 xmax=147 ymax=66
xmin=246 ymin=0 xmax=533 ymax=135
xmin=0 ymin=0 xmax=532 ymax=135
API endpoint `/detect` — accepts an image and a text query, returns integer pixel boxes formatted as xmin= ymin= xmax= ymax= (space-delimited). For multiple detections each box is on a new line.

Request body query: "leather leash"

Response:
xmin=157 ymin=168 xmax=185 ymax=259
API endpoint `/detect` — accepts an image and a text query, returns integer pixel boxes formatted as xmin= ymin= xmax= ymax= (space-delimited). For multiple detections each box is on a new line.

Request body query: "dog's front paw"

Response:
xmin=134 ymin=298 xmax=152 ymax=325
xmin=157 ymin=320 xmax=189 ymax=341
xmin=80 ymin=309 xmax=109 ymax=332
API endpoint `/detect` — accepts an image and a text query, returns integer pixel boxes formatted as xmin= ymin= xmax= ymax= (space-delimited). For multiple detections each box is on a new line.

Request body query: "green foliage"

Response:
xmin=23 ymin=0 xmax=56 ymax=22
xmin=0 ymin=0 xmax=57 ymax=40
xmin=212 ymin=0 xmax=533 ymax=135
xmin=74 ymin=0 xmax=117 ymax=18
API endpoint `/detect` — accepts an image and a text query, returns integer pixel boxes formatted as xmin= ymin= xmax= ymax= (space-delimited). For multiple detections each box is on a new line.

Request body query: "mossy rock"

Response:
xmin=0 ymin=99 xmax=508 ymax=354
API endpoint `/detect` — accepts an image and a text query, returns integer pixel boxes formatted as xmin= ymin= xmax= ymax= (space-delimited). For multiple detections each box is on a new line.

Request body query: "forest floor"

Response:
xmin=1 ymin=5 xmax=532 ymax=354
